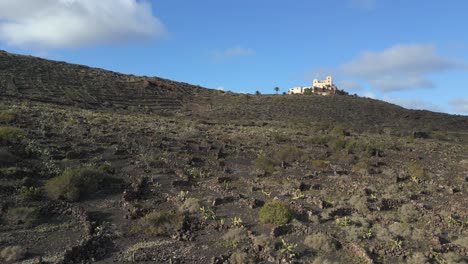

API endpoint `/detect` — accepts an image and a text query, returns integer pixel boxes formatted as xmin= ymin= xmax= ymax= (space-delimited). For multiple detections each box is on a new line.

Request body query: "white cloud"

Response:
xmin=362 ymin=92 xmax=376 ymax=99
xmin=349 ymin=0 xmax=376 ymax=11
xmin=383 ymin=96 xmax=443 ymax=112
xmin=339 ymin=44 xmax=467 ymax=92
xmin=369 ymin=77 xmax=435 ymax=92
xmin=215 ymin=86 xmax=225 ymax=91
xmin=0 ymin=0 xmax=166 ymax=49
xmin=450 ymin=98 xmax=468 ymax=113
xmin=213 ymin=47 xmax=254 ymax=62
xmin=337 ymin=80 xmax=363 ymax=91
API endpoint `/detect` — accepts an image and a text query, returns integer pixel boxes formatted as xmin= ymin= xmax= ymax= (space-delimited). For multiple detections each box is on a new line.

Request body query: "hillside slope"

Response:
xmin=0 ymin=50 xmax=467 ymax=133
xmin=192 ymin=94 xmax=468 ymax=133
xmin=0 ymin=50 xmax=218 ymax=110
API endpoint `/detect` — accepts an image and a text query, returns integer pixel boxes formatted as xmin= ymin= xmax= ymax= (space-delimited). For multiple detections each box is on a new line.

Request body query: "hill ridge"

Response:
xmin=0 ymin=50 xmax=217 ymax=110
xmin=0 ymin=50 xmax=467 ymax=133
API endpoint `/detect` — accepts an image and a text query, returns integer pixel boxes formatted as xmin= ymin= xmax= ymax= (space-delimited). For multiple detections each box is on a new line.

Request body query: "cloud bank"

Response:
xmin=383 ymin=96 xmax=443 ymax=112
xmin=213 ymin=47 xmax=255 ymax=62
xmin=339 ymin=44 xmax=466 ymax=91
xmin=450 ymin=98 xmax=468 ymax=113
xmin=0 ymin=0 xmax=166 ymax=49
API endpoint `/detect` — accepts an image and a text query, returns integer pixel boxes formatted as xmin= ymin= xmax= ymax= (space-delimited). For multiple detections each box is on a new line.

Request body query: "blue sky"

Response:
xmin=0 ymin=0 xmax=467 ymax=114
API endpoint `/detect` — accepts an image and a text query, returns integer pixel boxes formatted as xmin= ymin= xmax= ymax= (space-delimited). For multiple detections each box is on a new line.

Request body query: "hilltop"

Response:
xmin=1 ymin=50 xmax=466 ymax=135
xmin=0 ymin=51 xmax=467 ymax=264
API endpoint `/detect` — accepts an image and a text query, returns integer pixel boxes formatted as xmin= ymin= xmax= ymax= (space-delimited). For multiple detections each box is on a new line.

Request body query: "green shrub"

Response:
xmin=331 ymin=139 xmax=347 ymax=151
xmin=259 ymin=200 xmax=292 ymax=225
xmin=311 ymin=160 xmax=329 ymax=170
xmin=20 ymin=186 xmax=43 ymax=201
xmin=138 ymin=211 xmax=184 ymax=236
xmin=274 ymin=144 xmax=303 ymax=163
xmin=304 ymin=232 xmax=337 ymax=253
xmin=271 ymin=131 xmax=289 ymax=143
xmin=407 ymin=161 xmax=425 ymax=182
xmin=255 ymin=155 xmax=276 ymax=174
xmin=308 ymin=135 xmax=331 ymax=145
xmin=0 ymin=167 xmax=20 ymax=178
xmin=352 ymin=157 xmax=371 ymax=173
xmin=45 ymin=167 xmax=105 ymax=201
xmin=0 ymin=126 xmax=25 ymax=142
xmin=399 ymin=203 xmax=420 ymax=223
xmin=179 ymin=198 xmax=201 ymax=214
xmin=229 ymin=251 xmax=253 ymax=264
xmin=0 ymin=111 xmax=16 ymax=123
xmin=223 ymin=227 xmax=249 ymax=248
xmin=4 ymin=207 xmax=40 ymax=226
xmin=330 ymin=125 xmax=348 ymax=136
xmin=407 ymin=252 xmax=427 ymax=264
xmin=0 ymin=246 xmax=26 ymax=262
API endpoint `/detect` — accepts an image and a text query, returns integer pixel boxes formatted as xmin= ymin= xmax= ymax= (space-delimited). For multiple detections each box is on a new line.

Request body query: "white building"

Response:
xmin=287 ymin=86 xmax=312 ymax=94
xmin=288 ymin=76 xmax=335 ymax=95
xmin=313 ymin=76 xmax=333 ymax=89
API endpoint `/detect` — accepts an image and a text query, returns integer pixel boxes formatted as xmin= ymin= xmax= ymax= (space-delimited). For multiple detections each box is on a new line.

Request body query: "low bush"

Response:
xmin=399 ymin=203 xmax=420 ymax=223
xmin=20 ymin=186 xmax=43 ymax=201
xmin=271 ymin=131 xmax=289 ymax=143
xmin=304 ymin=232 xmax=337 ymax=253
xmin=406 ymin=253 xmax=427 ymax=264
xmin=0 ymin=111 xmax=16 ymax=123
xmin=259 ymin=200 xmax=292 ymax=225
xmin=137 ymin=211 xmax=184 ymax=236
xmin=274 ymin=144 xmax=304 ymax=164
xmin=352 ymin=157 xmax=371 ymax=174
xmin=179 ymin=198 xmax=201 ymax=214
xmin=223 ymin=227 xmax=249 ymax=248
xmin=407 ymin=161 xmax=425 ymax=182
xmin=45 ymin=167 xmax=106 ymax=201
xmin=311 ymin=160 xmax=329 ymax=170
xmin=0 ymin=246 xmax=26 ymax=262
xmin=254 ymin=155 xmax=276 ymax=174
xmin=4 ymin=207 xmax=40 ymax=226
xmin=308 ymin=135 xmax=331 ymax=145
xmin=0 ymin=126 xmax=25 ymax=142
xmin=331 ymin=138 xmax=347 ymax=151
xmin=330 ymin=125 xmax=349 ymax=136
xmin=229 ymin=251 xmax=253 ymax=264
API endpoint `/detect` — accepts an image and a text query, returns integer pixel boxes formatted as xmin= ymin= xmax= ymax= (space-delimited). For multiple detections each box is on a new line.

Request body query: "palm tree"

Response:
xmin=274 ymin=87 xmax=279 ymax=94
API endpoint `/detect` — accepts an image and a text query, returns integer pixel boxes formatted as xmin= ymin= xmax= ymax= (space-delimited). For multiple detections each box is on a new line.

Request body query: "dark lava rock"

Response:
xmin=0 ymin=147 xmax=19 ymax=165
xmin=413 ymin=131 xmax=430 ymax=139
xmin=271 ymin=224 xmax=294 ymax=237
xmin=248 ymin=198 xmax=265 ymax=209
xmin=212 ymin=196 xmax=235 ymax=206
xmin=172 ymin=180 xmax=193 ymax=188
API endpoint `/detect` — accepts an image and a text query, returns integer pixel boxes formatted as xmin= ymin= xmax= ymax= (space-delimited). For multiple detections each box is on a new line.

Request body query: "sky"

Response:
xmin=0 ymin=0 xmax=467 ymax=115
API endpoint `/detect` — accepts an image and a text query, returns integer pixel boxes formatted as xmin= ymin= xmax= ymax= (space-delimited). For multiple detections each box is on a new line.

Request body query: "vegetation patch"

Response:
xmin=255 ymin=155 xmax=276 ymax=174
xmin=4 ymin=206 xmax=40 ymax=226
xmin=0 ymin=126 xmax=25 ymax=142
xmin=274 ymin=144 xmax=304 ymax=164
xmin=45 ymin=167 xmax=107 ymax=201
xmin=407 ymin=161 xmax=426 ymax=182
xmin=136 ymin=211 xmax=184 ymax=236
xmin=312 ymin=160 xmax=329 ymax=170
xmin=308 ymin=135 xmax=331 ymax=145
xmin=304 ymin=232 xmax=338 ymax=253
xmin=20 ymin=186 xmax=43 ymax=201
xmin=0 ymin=246 xmax=26 ymax=262
xmin=0 ymin=111 xmax=16 ymax=123
xmin=259 ymin=200 xmax=292 ymax=225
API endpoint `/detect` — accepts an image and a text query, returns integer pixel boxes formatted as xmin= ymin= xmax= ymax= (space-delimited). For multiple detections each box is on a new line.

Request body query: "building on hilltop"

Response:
xmin=287 ymin=76 xmax=337 ymax=95
xmin=313 ymin=76 xmax=333 ymax=89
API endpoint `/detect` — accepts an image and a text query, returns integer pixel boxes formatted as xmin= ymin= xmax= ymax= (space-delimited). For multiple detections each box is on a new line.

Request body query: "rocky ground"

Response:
xmin=0 ymin=97 xmax=467 ymax=264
